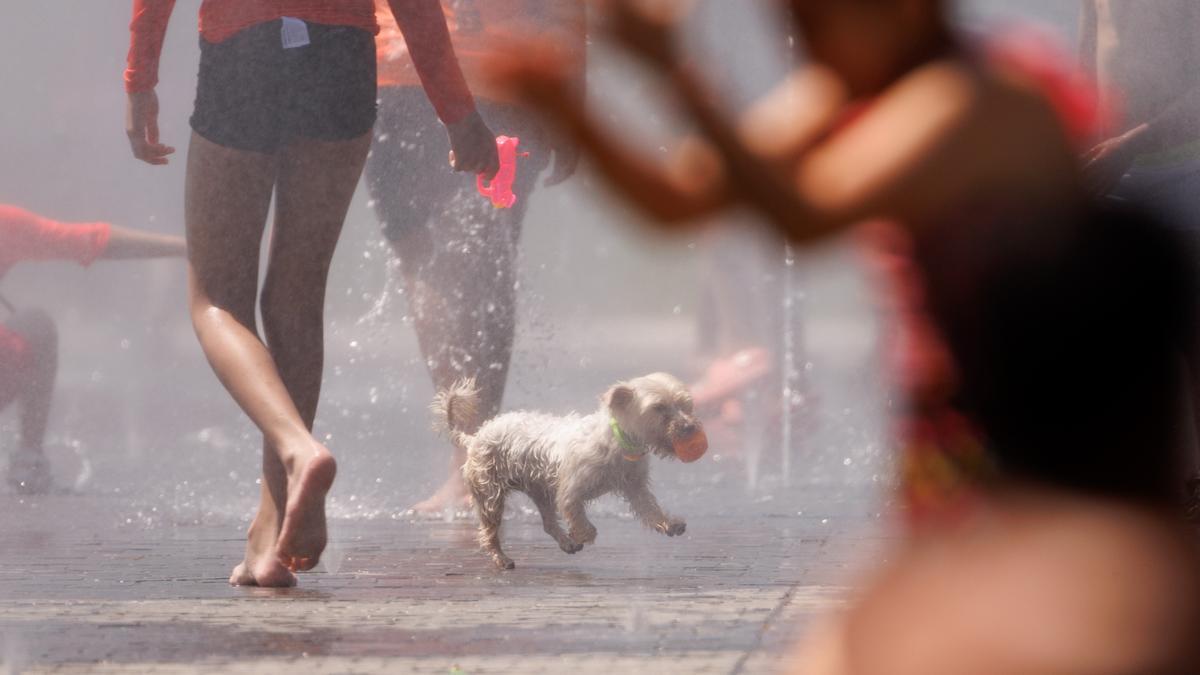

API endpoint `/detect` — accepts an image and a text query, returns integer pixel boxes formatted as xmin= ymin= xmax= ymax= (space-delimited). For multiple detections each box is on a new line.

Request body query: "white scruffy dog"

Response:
xmin=433 ymin=372 xmax=708 ymax=569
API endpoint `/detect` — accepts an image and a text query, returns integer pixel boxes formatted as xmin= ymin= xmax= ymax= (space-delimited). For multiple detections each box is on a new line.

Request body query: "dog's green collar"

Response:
xmin=610 ymin=417 xmax=646 ymax=461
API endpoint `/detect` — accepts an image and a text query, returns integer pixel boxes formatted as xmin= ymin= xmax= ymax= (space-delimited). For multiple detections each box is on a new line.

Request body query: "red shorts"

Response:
xmin=0 ymin=323 xmax=31 ymax=407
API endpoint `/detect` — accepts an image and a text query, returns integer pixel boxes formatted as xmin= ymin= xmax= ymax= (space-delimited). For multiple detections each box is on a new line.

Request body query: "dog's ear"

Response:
xmin=606 ymin=384 xmax=635 ymax=411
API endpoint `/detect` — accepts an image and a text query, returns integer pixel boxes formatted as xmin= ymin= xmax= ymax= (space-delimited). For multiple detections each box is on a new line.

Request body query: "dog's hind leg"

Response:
xmin=472 ymin=485 xmax=514 ymax=570
xmin=530 ymin=488 xmax=581 ymax=554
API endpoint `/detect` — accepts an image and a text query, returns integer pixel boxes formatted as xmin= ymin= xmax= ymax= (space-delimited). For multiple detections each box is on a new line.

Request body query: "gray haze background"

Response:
xmin=0 ymin=2 xmax=1077 ymax=528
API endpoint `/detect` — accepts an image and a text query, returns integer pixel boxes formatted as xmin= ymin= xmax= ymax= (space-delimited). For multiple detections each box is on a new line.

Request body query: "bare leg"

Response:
xmin=5 ymin=309 xmax=57 ymax=494
xmin=186 ymin=132 xmax=317 ymax=586
xmin=394 ymin=223 xmax=520 ymax=514
xmin=261 ymin=133 xmax=370 ymax=570
xmin=622 ymin=485 xmax=686 ymax=536
xmin=367 ymin=92 xmax=532 ymax=515
xmin=530 ymin=488 xmax=580 ymax=553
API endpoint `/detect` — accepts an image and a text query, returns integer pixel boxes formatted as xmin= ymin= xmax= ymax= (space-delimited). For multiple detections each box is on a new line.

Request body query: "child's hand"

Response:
xmin=446 ymin=109 xmax=501 ymax=177
xmin=125 ymin=89 xmax=175 ymax=166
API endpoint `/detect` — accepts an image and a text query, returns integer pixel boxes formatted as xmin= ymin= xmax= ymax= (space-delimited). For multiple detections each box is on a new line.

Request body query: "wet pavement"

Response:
xmin=0 ymin=485 xmax=888 ymax=674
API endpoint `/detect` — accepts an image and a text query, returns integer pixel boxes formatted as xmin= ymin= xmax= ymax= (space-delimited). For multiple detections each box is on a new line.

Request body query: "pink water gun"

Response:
xmin=477 ymin=136 xmax=529 ymax=209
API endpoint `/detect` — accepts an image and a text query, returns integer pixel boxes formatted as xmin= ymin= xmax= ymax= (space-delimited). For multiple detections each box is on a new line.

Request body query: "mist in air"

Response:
xmin=0 ymin=0 xmax=1085 ymax=562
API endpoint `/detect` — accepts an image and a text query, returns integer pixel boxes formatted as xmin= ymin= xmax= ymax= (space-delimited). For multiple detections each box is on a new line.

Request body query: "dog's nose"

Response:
xmin=680 ymin=422 xmax=699 ymax=437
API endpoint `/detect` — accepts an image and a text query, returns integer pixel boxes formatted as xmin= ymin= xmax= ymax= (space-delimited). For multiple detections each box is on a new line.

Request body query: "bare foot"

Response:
xmin=411 ymin=474 xmax=471 ymax=516
xmin=276 ymin=444 xmax=337 ymax=572
xmin=229 ymin=508 xmax=296 ymax=588
xmin=229 ymin=556 xmax=296 ymax=588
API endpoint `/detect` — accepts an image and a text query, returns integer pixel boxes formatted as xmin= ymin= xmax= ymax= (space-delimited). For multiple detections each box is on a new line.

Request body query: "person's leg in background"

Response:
xmin=367 ymin=88 xmax=549 ymax=513
xmin=2 ymin=309 xmax=58 ymax=494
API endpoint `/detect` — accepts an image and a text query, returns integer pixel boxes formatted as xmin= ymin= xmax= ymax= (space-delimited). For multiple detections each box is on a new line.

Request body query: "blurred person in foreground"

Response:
xmin=1078 ymin=0 xmax=1200 ymax=520
xmin=366 ymin=0 xmax=584 ymax=515
xmin=124 ymin=0 xmax=498 ymax=587
xmin=501 ymin=0 xmax=1200 ymax=670
xmin=792 ymin=202 xmax=1200 ymax=674
xmin=0 ymin=203 xmax=184 ymax=494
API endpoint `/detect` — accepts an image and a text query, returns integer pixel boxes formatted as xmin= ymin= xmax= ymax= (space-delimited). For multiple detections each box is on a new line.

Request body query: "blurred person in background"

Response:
xmin=1 ymin=203 xmax=185 ymax=494
xmin=366 ymin=0 xmax=584 ymax=515
xmin=1078 ymin=0 xmax=1200 ymax=520
xmin=124 ymin=0 xmax=498 ymax=586
xmin=505 ymin=0 xmax=1200 ymax=670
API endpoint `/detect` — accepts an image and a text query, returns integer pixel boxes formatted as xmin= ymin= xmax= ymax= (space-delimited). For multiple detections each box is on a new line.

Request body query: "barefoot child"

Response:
xmin=125 ymin=0 xmax=499 ymax=586
xmin=1 ymin=203 xmax=185 ymax=493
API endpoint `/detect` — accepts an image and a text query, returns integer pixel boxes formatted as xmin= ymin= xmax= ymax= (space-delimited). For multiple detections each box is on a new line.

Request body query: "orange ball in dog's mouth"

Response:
xmin=673 ymin=430 xmax=708 ymax=463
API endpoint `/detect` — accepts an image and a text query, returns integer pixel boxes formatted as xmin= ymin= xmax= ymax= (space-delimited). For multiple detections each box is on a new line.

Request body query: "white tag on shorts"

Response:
xmin=281 ymin=16 xmax=311 ymax=49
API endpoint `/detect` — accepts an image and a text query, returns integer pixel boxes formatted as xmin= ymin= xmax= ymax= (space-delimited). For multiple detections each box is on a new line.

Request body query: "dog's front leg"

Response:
xmin=561 ymin=498 xmax=598 ymax=545
xmin=623 ymin=485 xmax=686 ymax=537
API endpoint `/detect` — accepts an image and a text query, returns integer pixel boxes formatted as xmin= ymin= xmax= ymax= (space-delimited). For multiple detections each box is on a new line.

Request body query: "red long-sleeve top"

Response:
xmin=0 ymin=204 xmax=112 ymax=281
xmin=125 ymin=0 xmax=476 ymax=124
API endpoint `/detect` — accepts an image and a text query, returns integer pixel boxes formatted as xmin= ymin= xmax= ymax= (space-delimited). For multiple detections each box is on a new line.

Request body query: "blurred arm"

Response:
xmin=604 ymin=0 xmax=1075 ymax=243
xmin=505 ymin=55 xmax=733 ymax=224
xmin=1 ymin=205 xmax=111 ymax=267
xmin=102 ymin=226 xmax=186 ymax=260
xmin=2 ymin=204 xmax=184 ymax=265
xmin=637 ymin=55 xmax=1073 ymax=244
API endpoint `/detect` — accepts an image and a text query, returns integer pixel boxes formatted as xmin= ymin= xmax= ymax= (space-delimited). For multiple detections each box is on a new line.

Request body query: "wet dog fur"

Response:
xmin=433 ymin=373 xmax=701 ymax=569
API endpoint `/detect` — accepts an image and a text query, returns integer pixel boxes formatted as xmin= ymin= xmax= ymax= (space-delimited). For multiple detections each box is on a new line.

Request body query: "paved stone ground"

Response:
xmin=0 ymin=486 xmax=888 ymax=674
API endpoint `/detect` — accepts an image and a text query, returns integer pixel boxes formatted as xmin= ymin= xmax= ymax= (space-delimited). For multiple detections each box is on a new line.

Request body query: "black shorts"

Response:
xmin=191 ymin=20 xmax=377 ymax=153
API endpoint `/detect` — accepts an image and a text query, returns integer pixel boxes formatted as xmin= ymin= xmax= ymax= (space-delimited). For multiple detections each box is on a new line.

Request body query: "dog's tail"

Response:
xmin=431 ymin=378 xmax=483 ymax=450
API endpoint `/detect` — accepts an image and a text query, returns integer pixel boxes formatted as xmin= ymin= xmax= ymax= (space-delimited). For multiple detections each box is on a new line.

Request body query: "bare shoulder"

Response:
xmin=844 ymin=496 xmax=1200 ymax=675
